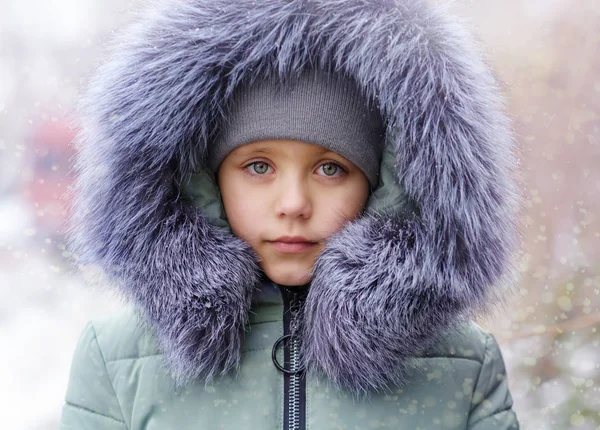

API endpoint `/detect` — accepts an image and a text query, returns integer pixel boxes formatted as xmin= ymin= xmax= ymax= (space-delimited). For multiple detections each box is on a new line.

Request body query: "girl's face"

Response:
xmin=218 ymin=139 xmax=370 ymax=286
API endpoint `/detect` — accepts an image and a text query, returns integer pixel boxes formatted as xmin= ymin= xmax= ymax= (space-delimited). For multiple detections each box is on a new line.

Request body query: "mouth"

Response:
xmin=269 ymin=236 xmax=319 ymax=254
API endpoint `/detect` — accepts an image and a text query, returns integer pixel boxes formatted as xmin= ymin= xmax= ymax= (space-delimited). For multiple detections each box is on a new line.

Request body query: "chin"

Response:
xmin=262 ymin=263 xmax=312 ymax=287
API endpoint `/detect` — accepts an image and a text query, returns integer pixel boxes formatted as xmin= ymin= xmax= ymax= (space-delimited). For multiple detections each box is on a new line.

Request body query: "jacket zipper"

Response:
xmin=280 ymin=285 xmax=307 ymax=430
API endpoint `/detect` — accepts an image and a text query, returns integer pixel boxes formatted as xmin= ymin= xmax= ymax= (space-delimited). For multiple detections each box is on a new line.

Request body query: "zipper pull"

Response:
xmin=271 ymin=285 xmax=308 ymax=374
xmin=272 ymin=334 xmax=302 ymax=374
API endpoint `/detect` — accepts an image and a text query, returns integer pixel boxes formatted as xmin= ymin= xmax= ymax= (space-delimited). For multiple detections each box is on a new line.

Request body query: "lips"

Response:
xmin=269 ymin=236 xmax=319 ymax=254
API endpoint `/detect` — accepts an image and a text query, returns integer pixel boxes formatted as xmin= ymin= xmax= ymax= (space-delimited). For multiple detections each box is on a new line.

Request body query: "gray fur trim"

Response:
xmin=67 ymin=0 xmax=522 ymax=393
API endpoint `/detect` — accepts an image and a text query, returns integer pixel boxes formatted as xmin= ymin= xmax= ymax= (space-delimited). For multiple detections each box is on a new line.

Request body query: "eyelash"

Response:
xmin=243 ymin=161 xmax=348 ymax=179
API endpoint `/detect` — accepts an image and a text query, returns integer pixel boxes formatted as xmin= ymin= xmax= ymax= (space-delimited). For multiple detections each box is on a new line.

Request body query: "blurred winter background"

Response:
xmin=0 ymin=0 xmax=598 ymax=428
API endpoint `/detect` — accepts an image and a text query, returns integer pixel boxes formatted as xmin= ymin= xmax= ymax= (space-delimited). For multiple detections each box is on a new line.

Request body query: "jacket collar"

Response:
xmin=248 ymin=278 xmax=285 ymax=325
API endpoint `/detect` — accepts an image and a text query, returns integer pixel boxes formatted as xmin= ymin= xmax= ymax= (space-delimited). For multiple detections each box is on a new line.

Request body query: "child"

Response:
xmin=60 ymin=0 xmax=521 ymax=429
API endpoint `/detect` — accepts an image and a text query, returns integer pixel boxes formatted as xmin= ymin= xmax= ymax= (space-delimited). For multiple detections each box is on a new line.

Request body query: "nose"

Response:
xmin=274 ymin=174 xmax=312 ymax=219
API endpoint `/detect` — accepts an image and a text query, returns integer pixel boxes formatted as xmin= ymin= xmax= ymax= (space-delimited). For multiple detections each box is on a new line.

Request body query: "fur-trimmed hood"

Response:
xmin=68 ymin=0 xmax=521 ymax=394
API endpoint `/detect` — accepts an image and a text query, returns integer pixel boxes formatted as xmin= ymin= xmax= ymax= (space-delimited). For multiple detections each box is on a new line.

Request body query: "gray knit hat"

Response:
xmin=209 ymin=70 xmax=385 ymax=187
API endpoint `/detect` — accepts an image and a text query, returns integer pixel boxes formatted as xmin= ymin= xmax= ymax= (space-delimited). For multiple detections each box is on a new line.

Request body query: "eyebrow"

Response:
xmin=233 ymin=147 xmax=275 ymax=157
xmin=233 ymin=144 xmax=332 ymax=158
xmin=251 ymin=148 xmax=275 ymax=155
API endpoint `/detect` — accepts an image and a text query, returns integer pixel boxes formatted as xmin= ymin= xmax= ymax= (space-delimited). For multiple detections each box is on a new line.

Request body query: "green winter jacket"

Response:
xmin=59 ymin=281 xmax=518 ymax=430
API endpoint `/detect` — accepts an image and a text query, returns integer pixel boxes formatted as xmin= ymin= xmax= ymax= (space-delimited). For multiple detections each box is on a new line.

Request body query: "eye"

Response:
xmin=318 ymin=162 xmax=344 ymax=177
xmin=246 ymin=161 xmax=272 ymax=175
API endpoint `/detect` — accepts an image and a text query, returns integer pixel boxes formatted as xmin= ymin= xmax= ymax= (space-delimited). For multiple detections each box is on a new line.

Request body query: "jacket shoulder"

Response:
xmin=90 ymin=307 xmax=163 ymax=362
xmin=423 ymin=320 xmax=500 ymax=364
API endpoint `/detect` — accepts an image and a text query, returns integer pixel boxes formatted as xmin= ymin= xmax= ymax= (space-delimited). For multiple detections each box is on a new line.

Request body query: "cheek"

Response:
xmin=317 ymin=184 xmax=369 ymax=232
xmin=220 ymin=183 xmax=265 ymax=243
